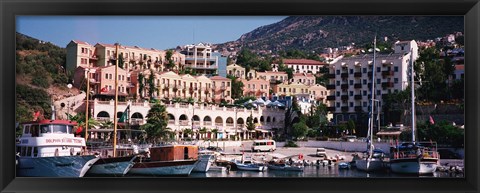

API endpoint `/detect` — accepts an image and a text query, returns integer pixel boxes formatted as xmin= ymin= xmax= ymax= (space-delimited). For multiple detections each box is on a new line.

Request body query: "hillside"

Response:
xmin=16 ymin=32 xmax=79 ymax=124
xmin=215 ymin=16 xmax=464 ymax=52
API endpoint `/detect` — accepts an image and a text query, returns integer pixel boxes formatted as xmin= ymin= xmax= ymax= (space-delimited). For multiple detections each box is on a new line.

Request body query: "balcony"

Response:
xmin=382 ymin=82 xmax=394 ymax=88
xmin=327 ymin=107 xmax=336 ymax=112
xmin=179 ymin=120 xmax=189 ymax=126
xmin=341 ymin=95 xmax=349 ymax=100
xmin=341 ymin=106 xmax=349 ymax=112
xmin=354 ymin=95 xmax=362 ymax=100
xmin=354 ymin=72 xmax=362 ymax=77
xmin=326 ymin=84 xmax=336 ymax=90
xmin=355 ymin=106 xmax=363 ymax=112
xmin=382 ymin=71 xmax=394 ymax=76
xmin=341 ymin=84 xmax=349 ymax=89
xmin=354 ymin=83 xmax=362 ymax=88
xmin=326 ymin=74 xmax=336 ymax=79
xmin=326 ymin=95 xmax=336 ymax=101
xmin=341 ymin=73 xmax=349 ymax=78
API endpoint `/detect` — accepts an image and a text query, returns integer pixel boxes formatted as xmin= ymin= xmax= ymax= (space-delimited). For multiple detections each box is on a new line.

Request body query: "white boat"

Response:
xmin=128 ymin=145 xmax=199 ymax=176
xmin=192 ymin=154 xmax=214 ymax=172
xmin=235 ymin=156 xmax=267 ymax=172
xmin=389 ymin=48 xmax=439 ymax=175
xmin=16 ymin=119 xmax=99 ymax=177
xmin=209 ymin=165 xmax=227 ymax=172
xmin=355 ymin=36 xmax=384 ymax=172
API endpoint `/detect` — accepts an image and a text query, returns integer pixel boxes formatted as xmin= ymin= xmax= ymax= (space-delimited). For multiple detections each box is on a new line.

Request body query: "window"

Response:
xmin=336 ymin=70 xmax=340 ymax=75
xmin=394 ymin=78 xmax=399 ymax=83
xmin=363 ymin=79 xmax=367 ymax=84
xmin=349 ymin=91 xmax=353 ymax=96
xmin=377 ymin=67 xmax=381 ymax=72
xmin=349 ymin=69 xmax=353 ymax=74
xmin=377 ymin=90 xmax=381 ymax=95
xmin=336 ymin=102 xmax=340 ymax=107
xmin=109 ymin=74 xmax=112 ymax=79
xmin=394 ymin=66 xmax=399 ymax=72
xmin=105 ymin=74 xmax=108 ymax=79
xmin=363 ymin=102 xmax=367 ymax=107
xmin=377 ymin=79 xmax=381 ymax=84
xmin=350 ymin=102 xmax=354 ymax=107
xmin=336 ymin=91 xmax=340 ymax=96
xmin=336 ymin=81 xmax=340 ymax=86
xmin=363 ymin=68 xmax=367 ymax=73
xmin=349 ymin=80 xmax=354 ymax=85
xmin=40 ymin=125 xmax=50 ymax=133
xmin=363 ymin=90 xmax=367 ymax=96
xmin=227 ymin=82 xmax=230 ymax=87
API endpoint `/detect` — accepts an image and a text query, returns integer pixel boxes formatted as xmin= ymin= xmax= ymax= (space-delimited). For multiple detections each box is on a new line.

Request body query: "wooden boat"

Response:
xmin=16 ymin=119 xmax=99 ymax=177
xmin=338 ymin=162 xmax=351 ymax=169
xmin=128 ymin=145 xmax=199 ymax=176
xmin=235 ymin=156 xmax=267 ymax=172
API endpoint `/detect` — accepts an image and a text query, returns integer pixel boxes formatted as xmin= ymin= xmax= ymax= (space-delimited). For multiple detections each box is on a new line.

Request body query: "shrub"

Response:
xmin=284 ymin=140 xmax=298 ymax=147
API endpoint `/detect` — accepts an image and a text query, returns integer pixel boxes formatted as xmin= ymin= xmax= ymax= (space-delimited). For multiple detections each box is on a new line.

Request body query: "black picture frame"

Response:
xmin=1 ymin=0 xmax=479 ymax=192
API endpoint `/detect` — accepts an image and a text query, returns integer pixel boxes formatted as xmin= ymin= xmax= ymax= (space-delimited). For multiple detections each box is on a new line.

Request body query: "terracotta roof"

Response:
xmin=283 ymin=59 xmax=326 ymax=66
xmin=259 ymin=71 xmax=287 ymax=74
xmin=210 ymin=76 xmax=230 ymax=81
xmin=455 ymin=65 xmax=464 ymax=71
xmin=293 ymin=73 xmax=314 ymax=77
xmin=72 ymin=40 xmax=90 ymax=45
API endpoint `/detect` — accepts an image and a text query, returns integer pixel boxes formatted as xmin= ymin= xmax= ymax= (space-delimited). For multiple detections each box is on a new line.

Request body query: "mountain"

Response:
xmin=214 ymin=16 xmax=464 ymax=52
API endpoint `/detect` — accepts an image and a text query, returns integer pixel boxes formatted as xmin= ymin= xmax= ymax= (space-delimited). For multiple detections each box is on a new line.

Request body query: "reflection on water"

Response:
xmin=189 ymin=165 xmax=464 ymax=178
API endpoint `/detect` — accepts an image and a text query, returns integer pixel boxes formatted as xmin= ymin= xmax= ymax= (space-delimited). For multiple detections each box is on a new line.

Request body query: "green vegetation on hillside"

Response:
xmin=16 ymin=32 xmax=69 ymax=127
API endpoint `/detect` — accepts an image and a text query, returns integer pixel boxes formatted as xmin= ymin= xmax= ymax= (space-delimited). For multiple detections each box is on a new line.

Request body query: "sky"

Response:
xmin=16 ymin=16 xmax=287 ymax=49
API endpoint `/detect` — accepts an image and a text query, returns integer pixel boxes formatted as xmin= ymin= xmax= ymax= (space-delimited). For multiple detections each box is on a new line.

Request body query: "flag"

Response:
xmin=118 ymin=105 xmax=130 ymax=123
xmin=32 ymin=111 xmax=41 ymax=121
xmin=100 ymin=86 xmax=108 ymax=93
xmin=429 ymin=116 xmax=435 ymax=125
xmin=76 ymin=126 xmax=83 ymax=134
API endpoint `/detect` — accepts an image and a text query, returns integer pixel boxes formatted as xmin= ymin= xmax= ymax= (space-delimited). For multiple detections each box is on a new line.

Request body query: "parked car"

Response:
xmin=316 ymin=148 xmax=327 ymax=158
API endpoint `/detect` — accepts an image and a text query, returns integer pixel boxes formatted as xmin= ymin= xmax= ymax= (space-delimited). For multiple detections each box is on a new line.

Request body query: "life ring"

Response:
xmin=298 ymin=154 xmax=304 ymax=160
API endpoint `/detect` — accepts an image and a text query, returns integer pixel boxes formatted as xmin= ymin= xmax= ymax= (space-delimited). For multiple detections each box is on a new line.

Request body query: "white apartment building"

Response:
xmin=327 ymin=40 xmax=418 ymax=124
xmin=181 ymin=43 xmax=218 ymax=75
xmin=271 ymin=59 xmax=328 ymax=74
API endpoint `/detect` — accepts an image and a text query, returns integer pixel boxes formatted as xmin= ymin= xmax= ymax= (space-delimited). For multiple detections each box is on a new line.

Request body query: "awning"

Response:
xmin=255 ymin=128 xmax=271 ymax=133
xmin=376 ymin=131 xmax=402 ymax=136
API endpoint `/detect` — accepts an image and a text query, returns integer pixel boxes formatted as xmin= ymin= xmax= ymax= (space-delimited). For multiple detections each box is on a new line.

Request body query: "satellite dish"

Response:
xmin=375 ymin=48 xmax=381 ymax=52
xmin=368 ymin=49 xmax=373 ymax=52
xmin=67 ymin=84 xmax=72 ymax=89
xmin=361 ymin=50 xmax=365 ymax=53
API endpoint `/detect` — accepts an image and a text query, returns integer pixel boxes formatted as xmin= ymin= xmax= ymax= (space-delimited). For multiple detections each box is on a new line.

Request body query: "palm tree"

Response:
xmin=183 ymin=128 xmax=194 ymax=140
xmin=211 ymin=128 xmax=219 ymax=141
xmin=199 ymin=127 xmax=207 ymax=140
xmin=141 ymin=102 xmax=169 ymax=143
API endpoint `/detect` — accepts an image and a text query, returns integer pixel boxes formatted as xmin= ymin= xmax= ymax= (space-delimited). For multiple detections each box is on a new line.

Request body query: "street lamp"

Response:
xmin=66 ymin=83 xmax=72 ymax=120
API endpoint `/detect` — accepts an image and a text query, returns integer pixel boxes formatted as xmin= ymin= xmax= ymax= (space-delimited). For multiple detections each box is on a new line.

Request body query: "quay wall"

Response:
xmin=277 ymin=141 xmax=392 ymax=154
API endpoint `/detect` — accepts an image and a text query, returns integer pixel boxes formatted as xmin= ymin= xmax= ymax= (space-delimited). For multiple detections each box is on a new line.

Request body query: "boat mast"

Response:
xmin=368 ymin=35 xmax=377 ymax=158
xmin=113 ymin=43 xmax=119 ymax=157
xmin=85 ymin=68 xmax=90 ymax=142
xmin=410 ymin=49 xmax=416 ymax=145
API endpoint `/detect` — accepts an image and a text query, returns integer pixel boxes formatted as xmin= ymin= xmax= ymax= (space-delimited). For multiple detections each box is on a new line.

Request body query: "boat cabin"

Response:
xmin=149 ymin=145 xmax=198 ymax=161
xmin=16 ymin=120 xmax=86 ymax=158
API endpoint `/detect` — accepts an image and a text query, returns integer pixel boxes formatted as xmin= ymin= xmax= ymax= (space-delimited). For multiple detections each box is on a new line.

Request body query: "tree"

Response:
xmin=165 ymin=50 xmax=176 ymax=70
xmin=138 ymin=73 xmax=145 ymax=99
xmin=246 ymin=113 xmax=256 ymax=139
xmin=292 ymin=121 xmax=308 ymax=140
xmin=147 ymin=70 xmax=156 ymax=99
xmin=228 ymin=75 xmax=244 ymax=99
xmin=211 ymin=128 xmax=219 ymax=140
xmin=118 ymin=54 xmax=124 ymax=69
xmin=141 ymin=102 xmax=170 ymax=142
xmin=199 ymin=127 xmax=208 ymax=140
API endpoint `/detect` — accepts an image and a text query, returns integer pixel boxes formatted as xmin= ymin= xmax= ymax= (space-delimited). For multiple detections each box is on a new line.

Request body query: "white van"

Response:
xmin=251 ymin=140 xmax=276 ymax=152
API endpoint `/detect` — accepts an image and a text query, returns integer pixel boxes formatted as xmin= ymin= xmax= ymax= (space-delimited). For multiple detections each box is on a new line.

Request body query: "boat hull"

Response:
xmin=129 ymin=160 xmax=198 ymax=176
xmin=268 ymin=164 xmax=304 ymax=171
xmin=355 ymin=159 xmax=383 ymax=172
xmin=390 ymin=158 xmax=438 ymax=175
xmin=17 ymin=155 xmax=99 ymax=177
xmin=86 ymin=155 xmax=137 ymax=176
xmin=237 ymin=164 xmax=267 ymax=171
xmin=192 ymin=154 xmax=214 ymax=173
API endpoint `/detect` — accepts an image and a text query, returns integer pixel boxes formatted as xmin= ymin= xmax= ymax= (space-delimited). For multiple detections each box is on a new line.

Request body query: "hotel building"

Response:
xmin=326 ymin=40 xmax=418 ymax=124
xmin=181 ymin=43 xmax=219 ymax=75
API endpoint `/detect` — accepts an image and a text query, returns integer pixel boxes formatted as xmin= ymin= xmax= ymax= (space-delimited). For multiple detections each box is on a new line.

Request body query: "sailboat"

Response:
xmin=389 ymin=48 xmax=440 ymax=175
xmin=355 ymin=36 xmax=384 ymax=172
xmin=86 ymin=43 xmax=137 ymax=176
